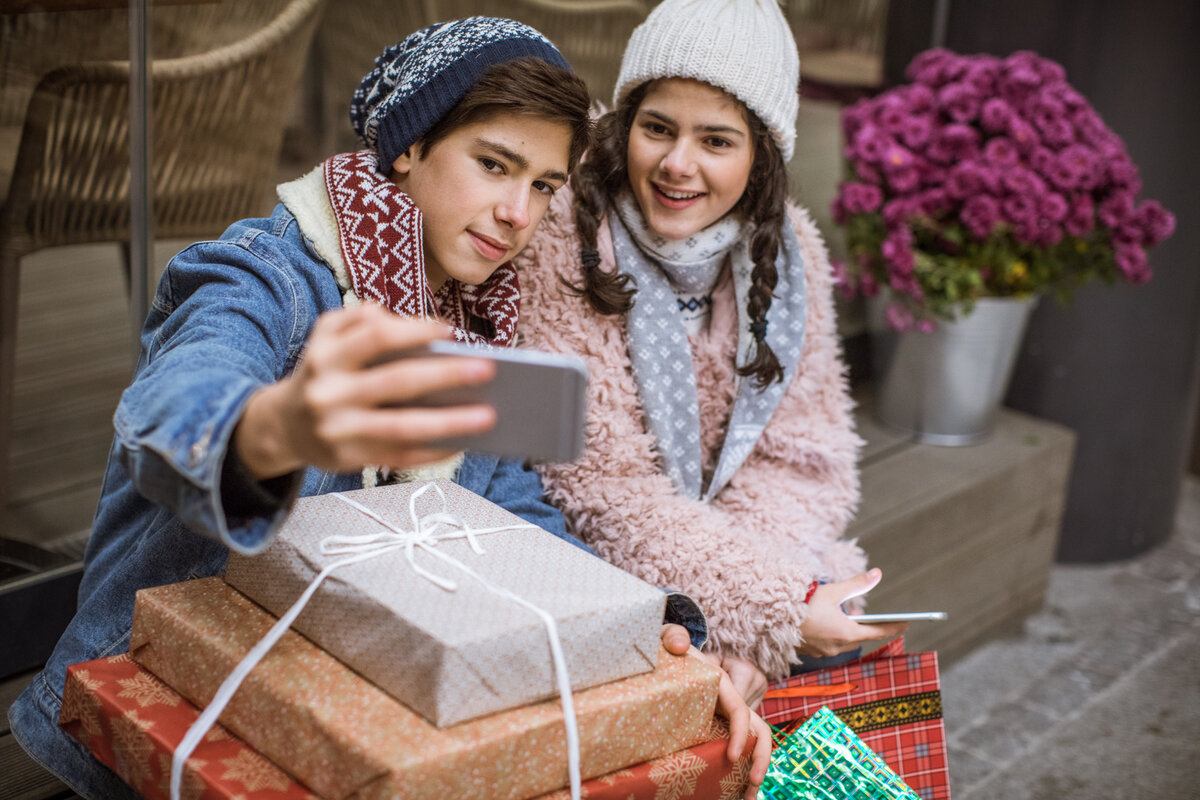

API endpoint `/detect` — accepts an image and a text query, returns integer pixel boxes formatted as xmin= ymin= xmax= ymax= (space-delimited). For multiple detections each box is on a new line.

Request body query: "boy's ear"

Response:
xmin=390 ymin=146 xmax=417 ymax=178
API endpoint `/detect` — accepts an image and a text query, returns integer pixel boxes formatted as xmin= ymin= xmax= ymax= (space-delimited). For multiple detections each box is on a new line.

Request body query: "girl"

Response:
xmin=516 ymin=0 xmax=908 ymax=701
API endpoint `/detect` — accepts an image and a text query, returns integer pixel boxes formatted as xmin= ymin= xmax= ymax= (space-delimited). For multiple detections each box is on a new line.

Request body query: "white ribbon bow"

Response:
xmin=171 ymin=483 xmax=583 ymax=800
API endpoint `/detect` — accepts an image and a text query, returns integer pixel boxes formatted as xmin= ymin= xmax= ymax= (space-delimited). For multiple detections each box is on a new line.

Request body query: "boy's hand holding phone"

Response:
xmin=236 ymin=305 xmax=498 ymax=480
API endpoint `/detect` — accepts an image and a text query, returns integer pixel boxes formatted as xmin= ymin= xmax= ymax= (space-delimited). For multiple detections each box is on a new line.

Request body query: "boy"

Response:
xmin=8 ymin=18 xmax=600 ymax=798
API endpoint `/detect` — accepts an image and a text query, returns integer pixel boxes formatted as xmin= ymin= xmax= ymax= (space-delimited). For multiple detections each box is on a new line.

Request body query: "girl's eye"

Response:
xmin=707 ymin=136 xmax=732 ymax=149
xmin=532 ymin=180 xmax=558 ymax=196
xmin=479 ymin=157 xmax=504 ymax=173
xmin=643 ymin=121 xmax=670 ymax=136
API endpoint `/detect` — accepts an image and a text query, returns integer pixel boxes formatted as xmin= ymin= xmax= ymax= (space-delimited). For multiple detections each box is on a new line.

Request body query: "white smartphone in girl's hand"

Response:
xmin=850 ymin=611 xmax=948 ymax=623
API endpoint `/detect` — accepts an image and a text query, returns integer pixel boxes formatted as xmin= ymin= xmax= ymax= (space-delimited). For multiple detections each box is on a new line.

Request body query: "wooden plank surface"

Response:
xmin=850 ymin=397 xmax=1077 ymax=664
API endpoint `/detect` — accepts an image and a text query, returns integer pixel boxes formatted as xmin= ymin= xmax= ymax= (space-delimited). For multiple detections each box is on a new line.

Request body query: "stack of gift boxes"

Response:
xmin=57 ymin=480 xmax=757 ymax=800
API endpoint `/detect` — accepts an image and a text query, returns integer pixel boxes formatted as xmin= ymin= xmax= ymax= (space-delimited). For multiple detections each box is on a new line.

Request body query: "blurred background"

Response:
xmin=1 ymin=1 xmax=1197 ymax=798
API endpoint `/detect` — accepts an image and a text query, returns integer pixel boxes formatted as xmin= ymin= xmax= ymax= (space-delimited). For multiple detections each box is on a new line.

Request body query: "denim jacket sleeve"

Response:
xmin=112 ymin=212 xmax=334 ymax=553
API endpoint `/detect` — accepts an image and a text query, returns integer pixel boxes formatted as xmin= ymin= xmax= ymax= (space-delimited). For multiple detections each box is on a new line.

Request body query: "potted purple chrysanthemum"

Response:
xmin=831 ymin=48 xmax=1175 ymax=443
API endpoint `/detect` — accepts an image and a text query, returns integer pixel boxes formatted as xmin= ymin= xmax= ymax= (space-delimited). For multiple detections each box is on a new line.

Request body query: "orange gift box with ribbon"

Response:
xmin=128 ymin=577 xmax=720 ymax=800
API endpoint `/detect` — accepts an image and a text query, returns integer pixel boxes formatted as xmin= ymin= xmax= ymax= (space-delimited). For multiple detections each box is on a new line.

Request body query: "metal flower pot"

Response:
xmin=869 ymin=295 xmax=1039 ymax=445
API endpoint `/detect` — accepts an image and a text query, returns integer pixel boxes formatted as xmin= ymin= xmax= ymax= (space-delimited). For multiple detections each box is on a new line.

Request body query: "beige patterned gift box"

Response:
xmin=130 ymin=578 xmax=721 ymax=800
xmin=223 ymin=480 xmax=667 ymax=727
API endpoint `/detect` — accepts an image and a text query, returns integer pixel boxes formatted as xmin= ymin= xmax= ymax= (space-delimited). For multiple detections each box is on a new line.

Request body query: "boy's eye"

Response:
xmin=479 ymin=157 xmax=504 ymax=173
xmin=533 ymin=180 xmax=558 ymax=196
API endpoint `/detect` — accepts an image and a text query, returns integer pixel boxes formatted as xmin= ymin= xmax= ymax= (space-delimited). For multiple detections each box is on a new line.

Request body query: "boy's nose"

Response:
xmin=496 ymin=187 xmax=532 ymax=230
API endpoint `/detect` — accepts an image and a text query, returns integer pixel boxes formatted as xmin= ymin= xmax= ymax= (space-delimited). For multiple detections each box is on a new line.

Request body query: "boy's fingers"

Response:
xmin=659 ymin=624 xmax=692 ymax=655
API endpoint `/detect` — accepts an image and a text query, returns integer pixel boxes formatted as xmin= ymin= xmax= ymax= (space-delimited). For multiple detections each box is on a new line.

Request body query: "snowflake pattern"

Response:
xmin=647 ymin=748 xmax=709 ymax=800
xmin=111 ymin=709 xmax=156 ymax=791
xmin=117 ymin=672 xmax=181 ymax=708
xmin=221 ymin=749 xmax=292 ymax=792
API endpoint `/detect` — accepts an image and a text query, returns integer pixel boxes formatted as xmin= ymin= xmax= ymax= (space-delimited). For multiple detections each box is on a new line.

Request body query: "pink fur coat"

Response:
xmin=514 ymin=189 xmax=867 ymax=678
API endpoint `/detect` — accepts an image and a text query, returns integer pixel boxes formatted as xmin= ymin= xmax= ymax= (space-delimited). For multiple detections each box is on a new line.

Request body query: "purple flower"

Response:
xmin=882 ymin=226 xmax=916 ymax=274
xmin=1098 ymin=192 xmax=1135 ymax=228
xmin=1037 ymin=220 xmax=1064 ymax=248
xmin=859 ymin=271 xmax=880 ymax=297
xmin=899 ymin=113 xmax=935 ymax=149
xmin=1115 ymin=244 xmax=1151 ymax=283
xmin=919 ymin=188 xmax=953 ymax=216
xmin=1003 ymin=165 xmax=1047 ymax=197
xmin=961 ymin=195 xmax=1001 ymax=238
xmin=875 ymin=95 xmax=912 ymax=135
xmin=903 ymin=84 xmax=936 ymax=113
xmin=855 ymin=162 xmax=883 ymax=185
xmin=885 ymin=302 xmax=915 ymax=332
xmin=882 ymin=198 xmax=921 ymax=227
xmin=906 ymin=48 xmax=967 ymax=87
xmin=984 ymin=137 xmax=1020 ymax=166
xmin=1134 ymin=200 xmax=1176 ymax=246
xmin=946 ymin=162 xmax=986 ymax=200
xmin=1007 ymin=116 xmax=1040 ymax=152
xmin=1064 ymin=193 xmax=1095 ymax=237
xmin=850 ymin=123 xmax=892 ymax=164
xmin=938 ymin=82 xmax=983 ymax=123
xmin=963 ymin=58 xmax=1001 ymax=94
xmin=1040 ymin=192 xmax=1070 ymax=223
xmin=980 ymin=98 xmax=1014 ymax=132
xmin=1050 ymin=144 xmax=1099 ymax=190
xmin=1042 ymin=118 xmax=1075 ymax=148
xmin=1106 ymin=158 xmax=1142 ymax=193
xmin=840 ymin=182 xmax=884 ymax=215
xmin=1003 ymin=194 xmax=1038 ymax=225
xmin=887 ymin=164 xmax=921 ymax=194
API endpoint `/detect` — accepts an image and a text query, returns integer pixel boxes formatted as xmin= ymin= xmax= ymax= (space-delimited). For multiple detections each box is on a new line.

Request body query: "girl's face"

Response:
xmin=625 ymin=78 xmax=755 ymax=241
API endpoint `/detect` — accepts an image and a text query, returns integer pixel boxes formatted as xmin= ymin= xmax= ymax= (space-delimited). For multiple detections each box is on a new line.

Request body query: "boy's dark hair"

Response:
xmin=567 ymin=80 xmax=789 ymax=388
xmin=419 ymin=58 xmax=593 ymax=172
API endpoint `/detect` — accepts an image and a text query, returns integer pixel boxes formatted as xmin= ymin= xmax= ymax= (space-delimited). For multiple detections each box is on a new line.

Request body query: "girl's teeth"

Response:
xmin=660 ymin=187 xmax=700 ymax=199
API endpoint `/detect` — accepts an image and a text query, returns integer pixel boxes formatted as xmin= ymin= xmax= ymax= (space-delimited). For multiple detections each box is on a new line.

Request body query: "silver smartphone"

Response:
xmin=851 ymin=612 xmax=948 ymax=623
xmin=383 ymin=340 xmax=588 ymax=463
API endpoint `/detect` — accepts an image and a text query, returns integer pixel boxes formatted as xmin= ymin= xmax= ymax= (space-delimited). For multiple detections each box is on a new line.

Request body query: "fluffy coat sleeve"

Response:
xmin=514 ymin=190 xmax=866 ymax=678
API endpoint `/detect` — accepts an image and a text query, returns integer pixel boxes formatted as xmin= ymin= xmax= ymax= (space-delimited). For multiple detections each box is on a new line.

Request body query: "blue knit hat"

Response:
xmin=351 ymin=17 xmax=570 ymax=173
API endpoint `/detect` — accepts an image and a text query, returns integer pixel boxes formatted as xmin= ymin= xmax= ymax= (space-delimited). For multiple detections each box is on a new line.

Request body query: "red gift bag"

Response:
xmin=759 ymin=639 xmax=950 ymax=800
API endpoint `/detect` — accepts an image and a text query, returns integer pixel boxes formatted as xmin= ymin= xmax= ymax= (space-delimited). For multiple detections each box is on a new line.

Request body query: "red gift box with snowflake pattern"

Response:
xmin=757 ymin=639 xmax=950 ymax=800
xmin=59 ymin=654 xmax=316 ymax=800
xmin=531 ymin=717 xmax=755 ymax=800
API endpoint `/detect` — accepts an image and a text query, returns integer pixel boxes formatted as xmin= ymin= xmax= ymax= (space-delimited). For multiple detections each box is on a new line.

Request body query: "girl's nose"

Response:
xmin=660 ymin=139 xmax=697 ymax=178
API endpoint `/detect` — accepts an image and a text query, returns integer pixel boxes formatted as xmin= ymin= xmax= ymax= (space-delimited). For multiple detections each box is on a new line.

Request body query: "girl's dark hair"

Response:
xmin=419 ymin=58 xmax=593 ymax=172
xmin=568 ymin=82 xmax=789 ymax=388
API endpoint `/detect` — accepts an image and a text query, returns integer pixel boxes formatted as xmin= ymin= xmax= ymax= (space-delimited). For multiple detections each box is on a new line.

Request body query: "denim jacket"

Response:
xmin=9 ymin=205 xmax=705 ymax=799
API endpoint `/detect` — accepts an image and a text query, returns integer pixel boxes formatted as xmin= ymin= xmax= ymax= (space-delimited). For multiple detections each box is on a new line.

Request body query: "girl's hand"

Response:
xmin=797 ymin=569 xmax=909 ymax=658
xmin=704 ymin=650 xmax=768 ymax=711
xmin=664 ymin=628 xmax=770 ymax=799
xmin=236 ymin=305 xmax=497 ymax=479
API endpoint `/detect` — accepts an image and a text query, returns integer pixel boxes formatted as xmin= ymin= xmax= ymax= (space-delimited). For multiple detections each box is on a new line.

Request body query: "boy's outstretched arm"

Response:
xmin=237 ymin=304 xmax=498 ymax=480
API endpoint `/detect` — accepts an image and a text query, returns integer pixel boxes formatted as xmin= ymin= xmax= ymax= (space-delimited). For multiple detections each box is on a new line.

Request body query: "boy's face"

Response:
xmin=391 ymin=114 xmax=571 ymax=291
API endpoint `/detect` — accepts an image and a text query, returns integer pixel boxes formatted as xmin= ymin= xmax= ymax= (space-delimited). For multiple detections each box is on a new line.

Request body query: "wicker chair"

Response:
xmin=0 ymin=0 xmax=325 ymax=510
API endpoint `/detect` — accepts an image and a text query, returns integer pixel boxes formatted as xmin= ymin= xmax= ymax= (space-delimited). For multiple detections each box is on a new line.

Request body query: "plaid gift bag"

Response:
xmin=759 ymin=639 xmax=949 ymax=800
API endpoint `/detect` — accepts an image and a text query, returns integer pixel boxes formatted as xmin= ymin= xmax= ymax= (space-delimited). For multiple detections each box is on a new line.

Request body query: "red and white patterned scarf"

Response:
xmin=322 ymin=149 xmax=521 ymax=346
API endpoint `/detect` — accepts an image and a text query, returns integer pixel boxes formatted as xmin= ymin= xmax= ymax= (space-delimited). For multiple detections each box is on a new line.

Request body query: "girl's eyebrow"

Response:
xmin=637 ymin=109 xmax=747 ymax=139
xmin=474 ymin=137 xmax=567 ymax=184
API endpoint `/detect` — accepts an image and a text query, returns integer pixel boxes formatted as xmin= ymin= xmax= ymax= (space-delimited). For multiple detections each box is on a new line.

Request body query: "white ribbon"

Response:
xmin=172 ymin=483 xmax=583 ymax=800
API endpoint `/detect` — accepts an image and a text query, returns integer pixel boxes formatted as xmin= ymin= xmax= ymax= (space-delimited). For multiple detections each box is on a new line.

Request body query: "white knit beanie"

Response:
xmin=614 ymin=0 xmax=799 ymax=161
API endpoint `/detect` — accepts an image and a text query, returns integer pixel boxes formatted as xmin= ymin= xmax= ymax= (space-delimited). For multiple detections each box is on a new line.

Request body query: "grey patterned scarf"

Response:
xmin=611 ymin=198 xmax=809 ymax=501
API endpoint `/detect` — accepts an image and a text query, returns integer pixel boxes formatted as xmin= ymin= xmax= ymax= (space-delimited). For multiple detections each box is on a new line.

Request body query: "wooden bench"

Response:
xmin=850 ymin=394 xmax=1077 ymax=665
